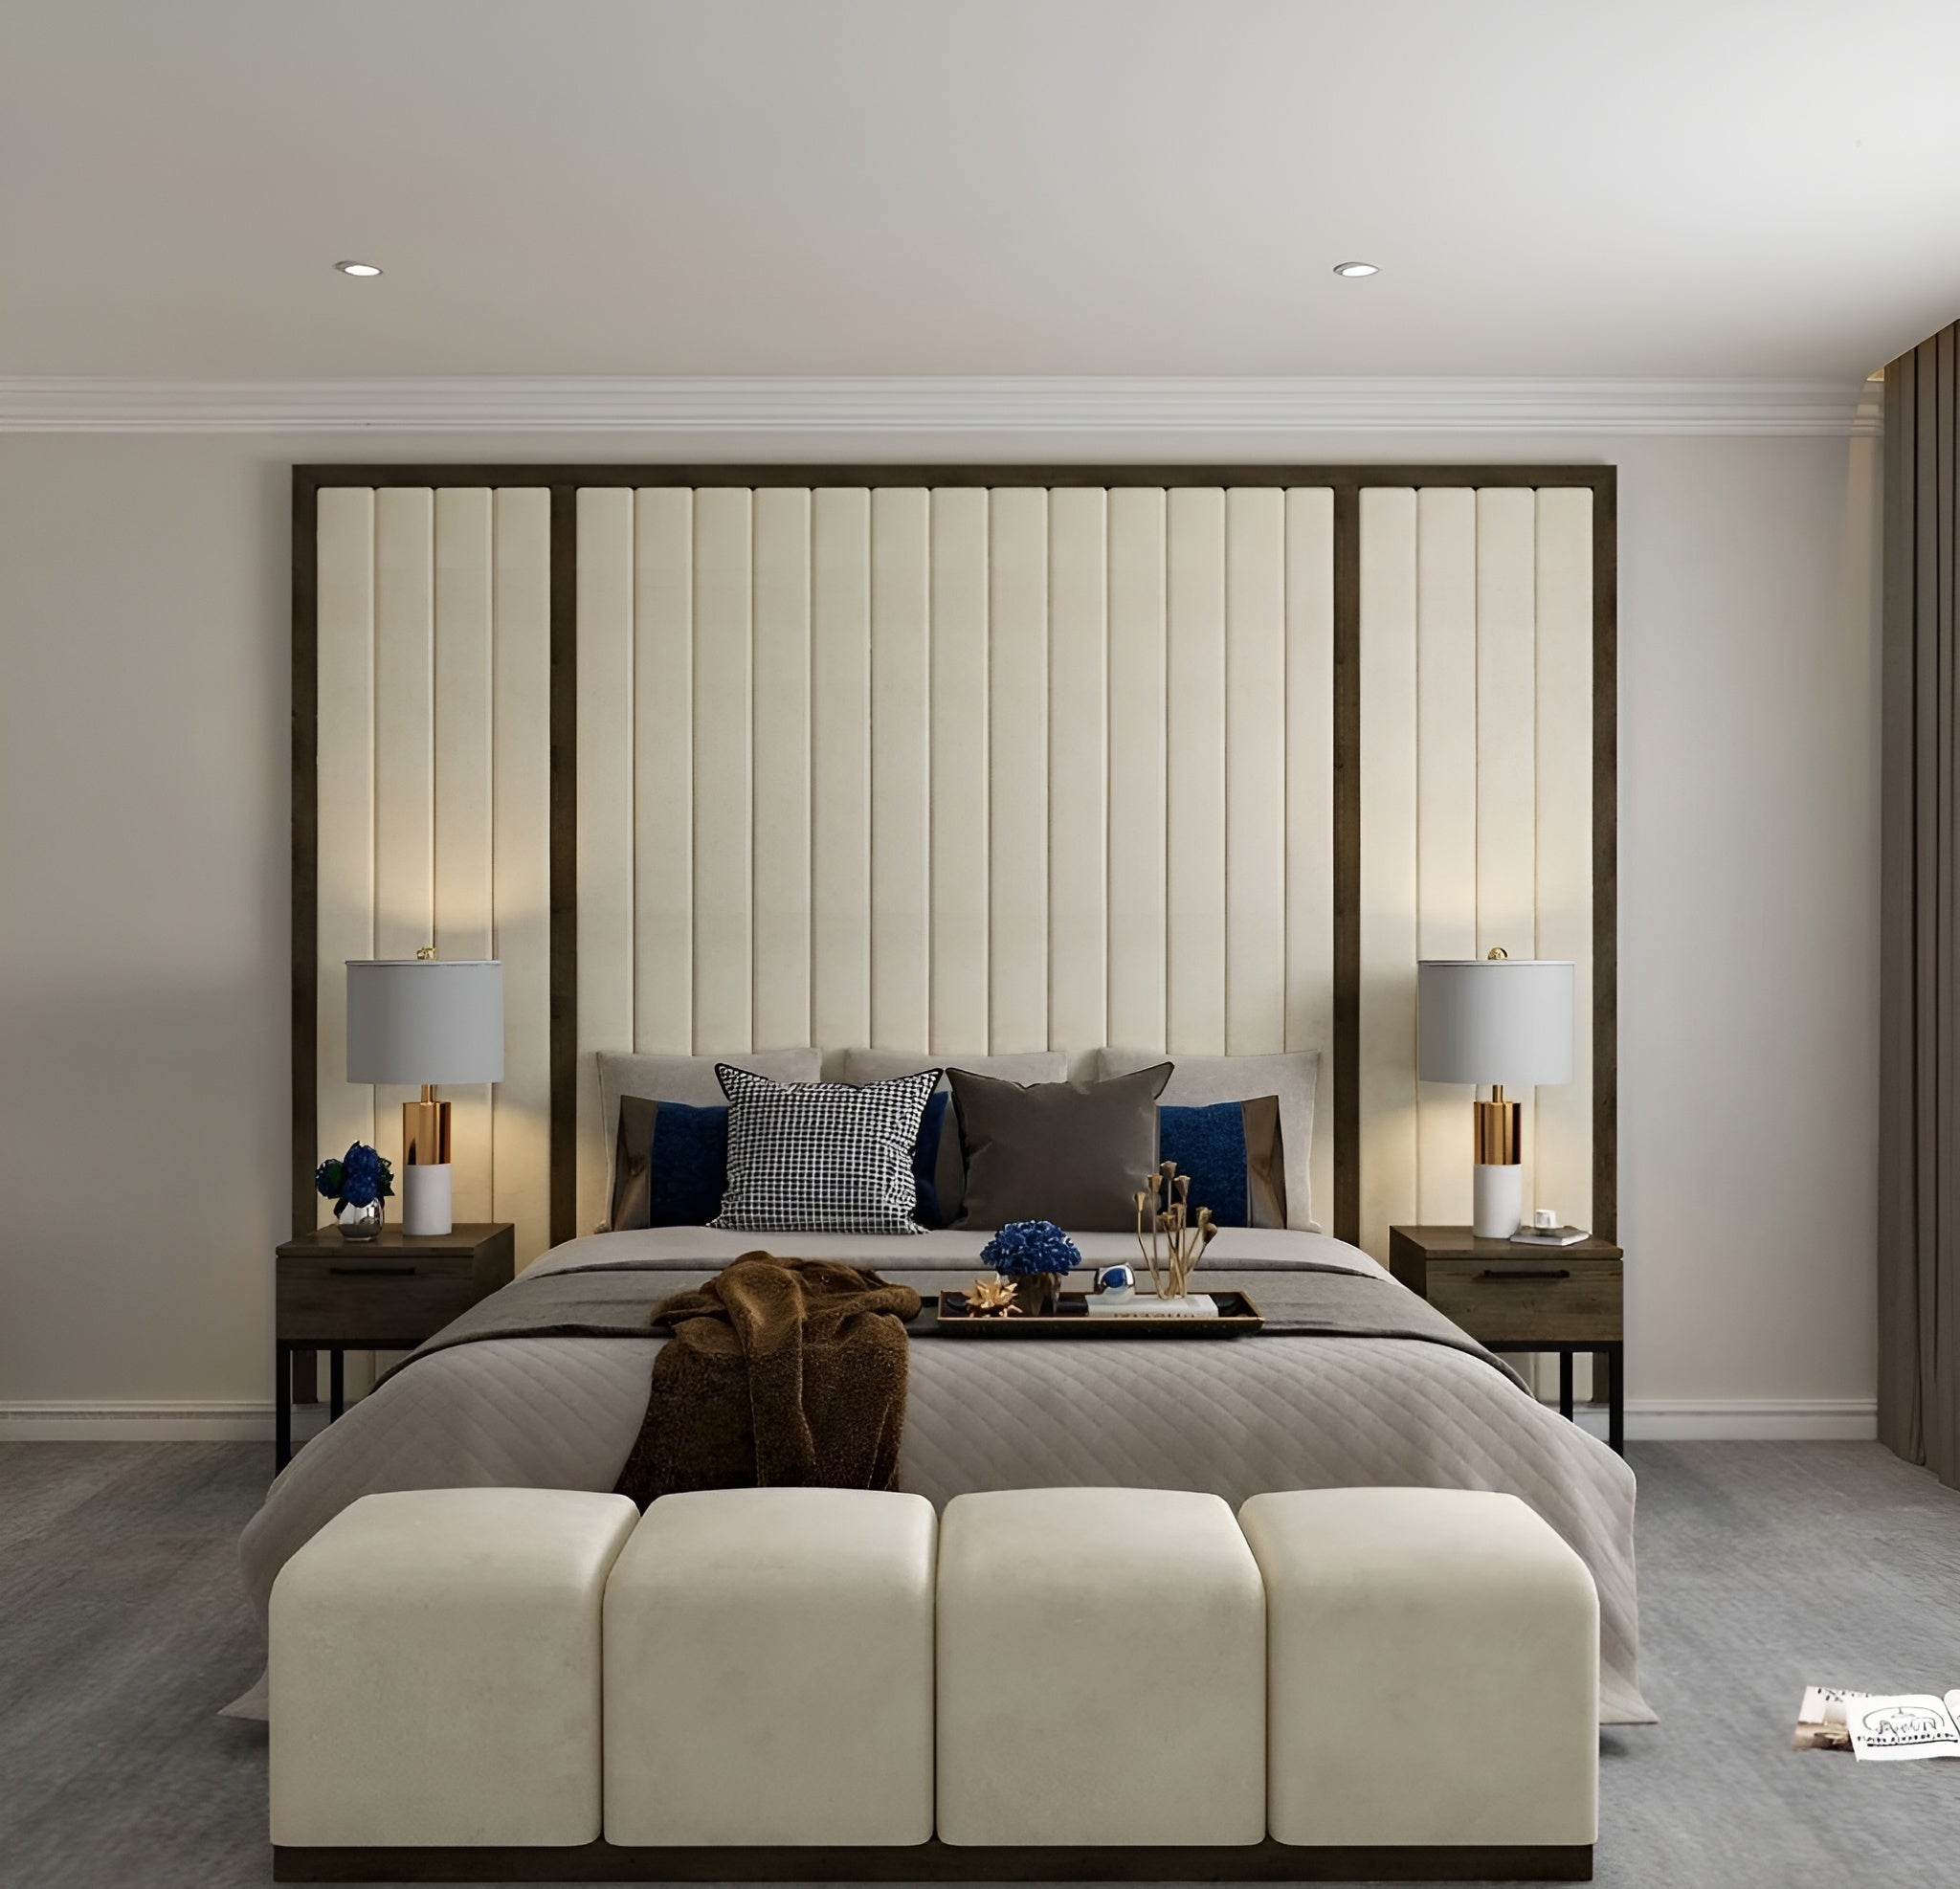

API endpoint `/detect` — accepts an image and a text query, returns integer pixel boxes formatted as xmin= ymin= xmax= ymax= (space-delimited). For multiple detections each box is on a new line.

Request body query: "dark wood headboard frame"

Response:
xmin=293 ymin=463 xmax=1616 ymax=1253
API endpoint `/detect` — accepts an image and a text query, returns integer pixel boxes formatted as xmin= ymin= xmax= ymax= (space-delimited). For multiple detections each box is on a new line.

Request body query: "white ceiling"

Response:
xmin=2 ymin=0 xmax=1956 ymax=382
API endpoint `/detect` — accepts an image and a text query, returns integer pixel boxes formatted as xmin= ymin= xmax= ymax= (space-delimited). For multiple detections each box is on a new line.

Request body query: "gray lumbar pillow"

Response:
xmin=948 ymin=1063 xmax=1174 ymax=1232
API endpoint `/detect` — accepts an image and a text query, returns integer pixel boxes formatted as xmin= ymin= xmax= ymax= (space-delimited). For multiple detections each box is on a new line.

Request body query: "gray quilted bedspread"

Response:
xmin=239 ymin=1227 xmax=1652 ymax=1723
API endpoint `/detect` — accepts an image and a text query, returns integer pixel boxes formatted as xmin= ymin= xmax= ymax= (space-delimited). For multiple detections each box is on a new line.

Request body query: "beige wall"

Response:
xmin=0 ymin=428 xmax=1881 ymax=1434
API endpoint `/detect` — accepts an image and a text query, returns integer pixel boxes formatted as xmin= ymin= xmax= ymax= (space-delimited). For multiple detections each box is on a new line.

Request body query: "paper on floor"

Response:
xmin=1794 ymin=1684 xmax=1960 ymax=1760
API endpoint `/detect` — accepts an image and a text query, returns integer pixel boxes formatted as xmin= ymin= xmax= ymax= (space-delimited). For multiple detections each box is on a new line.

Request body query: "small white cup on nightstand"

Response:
xmin=1533 ymin=1207 xmax=1559 ymax=1233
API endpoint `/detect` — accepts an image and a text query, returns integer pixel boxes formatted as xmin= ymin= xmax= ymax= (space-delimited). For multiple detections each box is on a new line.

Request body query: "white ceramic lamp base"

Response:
xmin=403 ymin=1163 xmax=454 ymax=1237
xmin=1472 ymin=1163 xmax=1524 ymax=1240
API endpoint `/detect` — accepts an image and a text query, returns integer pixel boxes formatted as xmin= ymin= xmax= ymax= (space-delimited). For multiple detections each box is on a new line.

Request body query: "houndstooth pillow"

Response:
xmin=711 ymin=1062 xmax=942 ymax=1235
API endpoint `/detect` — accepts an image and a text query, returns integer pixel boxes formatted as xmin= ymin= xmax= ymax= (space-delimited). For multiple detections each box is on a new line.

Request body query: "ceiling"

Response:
xmin=3 ymin=0 xmax=1956 ymax=382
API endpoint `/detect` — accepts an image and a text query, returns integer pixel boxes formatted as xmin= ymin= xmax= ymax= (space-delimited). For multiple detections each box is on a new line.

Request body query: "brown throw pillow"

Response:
xmin=948 ymin=1063 xmax=1174 ymax=1231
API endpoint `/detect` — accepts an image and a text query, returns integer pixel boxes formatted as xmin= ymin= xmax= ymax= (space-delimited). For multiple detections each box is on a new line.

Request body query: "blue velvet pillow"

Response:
xmin=611 ymin=1096 xmax=729 ymax=1229
xmin=1156 ymin=1098 xmax=1287 ymax=1230
xmin=912 ymin=1091 xmax=952 ymax=1228
xmin=645 ymin=1100 xmax=729 ymax=1227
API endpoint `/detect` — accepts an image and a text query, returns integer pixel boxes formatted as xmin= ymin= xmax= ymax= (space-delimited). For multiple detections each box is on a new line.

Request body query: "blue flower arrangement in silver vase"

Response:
xmin=316 ymin=1141 xmax=394 ymax=1241
xmin=980 ymin=1218 xmax=1081 ymax=1317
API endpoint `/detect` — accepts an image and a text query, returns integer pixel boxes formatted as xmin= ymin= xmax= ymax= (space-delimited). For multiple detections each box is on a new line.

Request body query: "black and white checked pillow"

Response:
xmin=711 ymin=1063 xmax=942 ymax=1235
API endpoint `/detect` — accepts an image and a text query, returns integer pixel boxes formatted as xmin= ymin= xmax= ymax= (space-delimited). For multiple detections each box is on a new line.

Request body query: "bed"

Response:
xmin=276 ymin=468 xmax=1637 ymax=1732
xmin=240 ymin=1223 xmax=1651 ymax=1724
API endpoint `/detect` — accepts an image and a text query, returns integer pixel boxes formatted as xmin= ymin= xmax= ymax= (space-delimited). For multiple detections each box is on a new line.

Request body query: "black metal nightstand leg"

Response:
xmin=276 ymin=1342 xmax=293 ymax=1473
xmin=1558 ymin=1349 xmax=1574 ymax=1419
xmin=328 ymin=1347 xmax=345 ymax=1421
xmin=1608 ymin=1344 xmax=1625 ymax=1456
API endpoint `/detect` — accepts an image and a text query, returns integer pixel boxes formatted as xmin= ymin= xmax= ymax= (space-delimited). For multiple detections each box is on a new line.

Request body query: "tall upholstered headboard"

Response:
xmin=294 ymin=466 xmax=1615 ymax=1270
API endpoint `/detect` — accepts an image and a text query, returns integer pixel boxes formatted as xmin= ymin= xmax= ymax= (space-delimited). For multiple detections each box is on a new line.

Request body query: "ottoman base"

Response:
xmin=274 ymin=1838 xmax=1592 ymax=1882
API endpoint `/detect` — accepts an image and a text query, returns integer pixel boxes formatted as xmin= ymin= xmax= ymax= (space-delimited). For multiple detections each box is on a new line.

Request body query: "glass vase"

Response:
xmin=337 ymin=1198 xmax=384 ymax=1242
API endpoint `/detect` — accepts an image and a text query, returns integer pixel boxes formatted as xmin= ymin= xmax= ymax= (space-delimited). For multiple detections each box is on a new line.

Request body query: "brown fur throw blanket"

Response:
xmin=613 ymin=1255 xmax=922 ymax=1504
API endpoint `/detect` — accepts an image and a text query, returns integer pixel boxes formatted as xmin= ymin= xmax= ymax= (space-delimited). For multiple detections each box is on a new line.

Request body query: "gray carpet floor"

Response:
xmin=3 ymin=1441 xmax=1959 ymax=1887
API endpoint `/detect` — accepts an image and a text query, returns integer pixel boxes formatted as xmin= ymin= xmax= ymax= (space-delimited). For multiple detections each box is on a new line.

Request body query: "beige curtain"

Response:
xmin=1881 ymin=321 xmax=1960 ymax=1487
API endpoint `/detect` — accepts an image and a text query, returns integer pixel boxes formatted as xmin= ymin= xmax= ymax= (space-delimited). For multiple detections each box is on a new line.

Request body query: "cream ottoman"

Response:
xmin=936 ymin=1488 xmax=1265 ymax=1847
xmin=603 ymin=1487 xmax=936 ymax=1846
xmin=269 ymin=1487 xmax=636 ymax=1848
xmin=1239 ymin=1487 xmax=1598 ymax=1851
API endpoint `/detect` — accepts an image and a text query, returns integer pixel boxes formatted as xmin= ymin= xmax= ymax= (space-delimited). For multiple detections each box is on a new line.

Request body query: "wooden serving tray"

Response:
xmin=929 ymin=1290 xmax=1264 ymax=1338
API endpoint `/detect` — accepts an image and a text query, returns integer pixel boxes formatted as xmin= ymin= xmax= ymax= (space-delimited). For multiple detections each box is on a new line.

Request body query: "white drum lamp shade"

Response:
xmin=1417 ymin=960 xmax=1574 ymax=1089
xmin=345 ymin=960 xmax=504 ymax=1086
xmin=345 ymin=960 xmax=502 ymax=1235
xmin=1417 ymin=959 xmax=1574 ymax=1239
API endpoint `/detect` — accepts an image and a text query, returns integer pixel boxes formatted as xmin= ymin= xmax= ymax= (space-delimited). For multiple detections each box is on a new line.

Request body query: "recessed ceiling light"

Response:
xmin=334 ymin=259 xmax=383 ymax=278
xmin=1332 ymin=260 xmax=1379 ymax=278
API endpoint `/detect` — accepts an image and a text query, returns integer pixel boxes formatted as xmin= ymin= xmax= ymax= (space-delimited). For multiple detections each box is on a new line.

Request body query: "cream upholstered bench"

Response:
xmin=1239 ymin=1487 xmax=1599 ymax=1854
xmin=602 ymin=1486 xmax=937 ymax=1845
xmin=268 ymin=1487 xmax=636 ymax=1849
xmin=270 ymin=1482 xmax=1595 ymax=1882
xmin=935 ymin=1487 xmax=1267 ymax=1848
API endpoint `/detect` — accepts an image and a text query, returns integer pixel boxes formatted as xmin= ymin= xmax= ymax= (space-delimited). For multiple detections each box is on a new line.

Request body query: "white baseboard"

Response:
xmin=2 ymin=1397 xmax=1882 ymax=1444
xmin=0 ymin=1402 xmax=328 ymax=1443
xmin=1566 ymin=1399 xmax=1879 ymax=1442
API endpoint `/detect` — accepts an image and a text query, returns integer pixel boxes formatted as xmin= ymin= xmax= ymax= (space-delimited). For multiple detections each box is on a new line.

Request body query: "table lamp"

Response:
xmin=345 ymin=952 xmax=503 ymax=1236
xmin=1416 ymin=950 xmax=1574 ymax=1239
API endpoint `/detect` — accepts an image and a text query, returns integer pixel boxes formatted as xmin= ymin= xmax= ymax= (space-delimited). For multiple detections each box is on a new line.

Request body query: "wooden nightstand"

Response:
xmin=275 ymin=1222 xmax=514 ymax=1470
xmin=1388 ymin=1225 xmax=1624 ymax=1455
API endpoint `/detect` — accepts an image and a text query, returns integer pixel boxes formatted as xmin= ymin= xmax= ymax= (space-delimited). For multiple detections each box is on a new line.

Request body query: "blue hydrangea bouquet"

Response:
xmin=979 ymin=1219 xmax=1081 ymax=1316
xmin=316 ymin=1141 xmax=394 ymax=1239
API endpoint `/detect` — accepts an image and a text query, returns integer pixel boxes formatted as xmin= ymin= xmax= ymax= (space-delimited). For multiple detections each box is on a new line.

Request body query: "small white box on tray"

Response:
xmin=1086 ymin=1292 xmax=1220 ymax=1319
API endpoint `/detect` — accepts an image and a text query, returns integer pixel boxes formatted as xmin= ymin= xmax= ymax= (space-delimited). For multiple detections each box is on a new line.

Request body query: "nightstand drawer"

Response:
xmin=278 ymin=1246 xmax=479 ymax=1282
xmin=277 ymin=1269 xmax=487 ymax=1345
xmin=1425 ymin=1259 xmax=1623 ymax=1345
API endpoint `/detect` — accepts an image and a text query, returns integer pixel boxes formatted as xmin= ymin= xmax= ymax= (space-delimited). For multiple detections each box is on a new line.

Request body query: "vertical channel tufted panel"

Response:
xmin=573 ymin=485 xmax=1344 ymax=1218
xmin=1414 ymin=488 xmax=1478 ymax=1228
xmin=987 ymin=489 xmax=1050 ymax=1054
xmin=1357 ymin=487 xmax=1596 ymax=1264
xmin=1104 ymin=488 xmax=1169 ymax=1054
xmin=1283 ymin=489 xmax=1337 ymax=1228
xmin=870 ymin=490 xmax=933 ymax=1052
xmin=812 ymin=490 xmax=874 ymax=1051
xmin=316 ymin=489 xmax=377 ymax=1184
xmin=1225 ymin=487 xmax=1286 ymax=1056
xmin=1358 ymin=490 xmax=1421 ymax=1263
xmin=927 ymin=489 xmax=991 ymax=1053
xmin=1047 ymin=488 xmax=1110 ymax=1056
xmin=574 ymin=489 xmax=635 ymax=1239
xmin=316 ymin=485 xmax=553 ymax=1267
xmin=433 ymin=490 xmax=495 ymax=1227
xmin=751 ymin=489 xmax=814 ymax=1052
xmin=371 ymin=489 xmax=436 ymax=1194
xmin=691 ymin=490 xmax=755 ymax=1055
xmin=489 ymin=490 xmax=551 ymax=1267
xmin=1166 ymin=488 xmax=1228 ymax=1056
xmin=1476 ymin=488 xmax=1541 ymax=1226
xmin=632 ymin=489 xmax=694 ymax=1058
xmin=1532 ymin=490 xmax=1595 ymax=1240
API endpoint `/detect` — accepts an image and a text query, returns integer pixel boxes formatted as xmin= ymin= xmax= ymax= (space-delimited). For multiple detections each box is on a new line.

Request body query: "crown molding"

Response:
xmin=0 ymin=374 xmax=1883 ymax=436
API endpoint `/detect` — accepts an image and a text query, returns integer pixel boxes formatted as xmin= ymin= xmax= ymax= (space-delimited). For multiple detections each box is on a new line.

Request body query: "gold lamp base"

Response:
xmin=1473 ymin=1087 xmax=1521 ymax=1166
xmin=402 ymin=1086 xmax=452 ymax=1167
